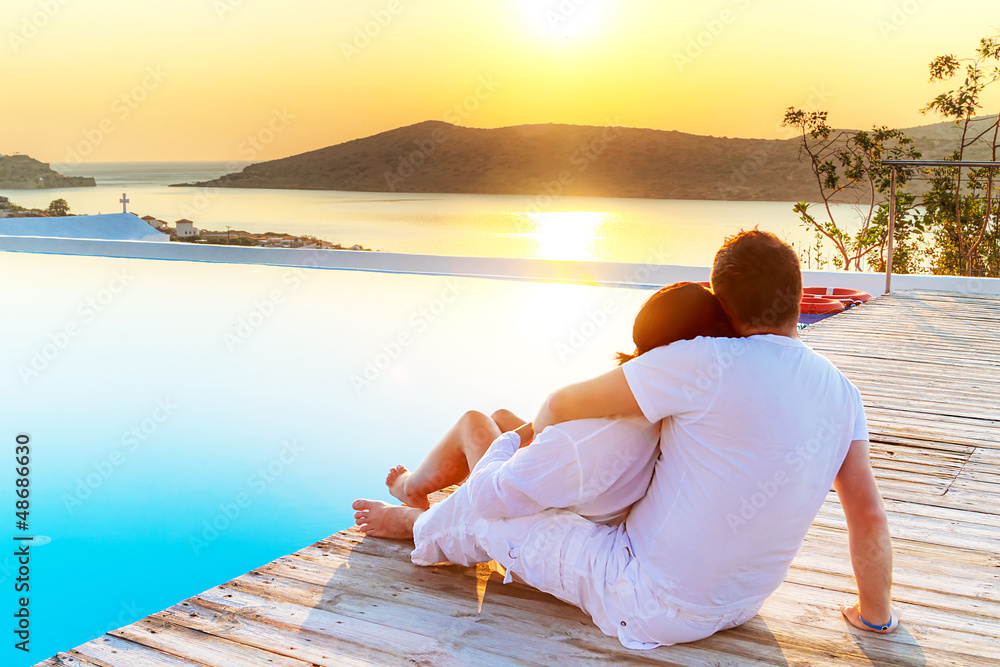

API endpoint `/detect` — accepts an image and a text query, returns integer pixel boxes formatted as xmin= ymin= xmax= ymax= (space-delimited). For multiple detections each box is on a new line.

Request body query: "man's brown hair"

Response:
xmin=710 ymin=230 xmax=802 ymax=330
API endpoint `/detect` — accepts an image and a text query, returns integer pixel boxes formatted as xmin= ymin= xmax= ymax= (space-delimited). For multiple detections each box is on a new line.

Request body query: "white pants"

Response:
xmin=411 ymin=484 xmax=761 ymax=650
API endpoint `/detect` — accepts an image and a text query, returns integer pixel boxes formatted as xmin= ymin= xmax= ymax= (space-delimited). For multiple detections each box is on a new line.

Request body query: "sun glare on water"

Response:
xmin=521 ymin=0 xmax=609 ymax=42
xmin=527 ymin=211 xmax=606 ymax=261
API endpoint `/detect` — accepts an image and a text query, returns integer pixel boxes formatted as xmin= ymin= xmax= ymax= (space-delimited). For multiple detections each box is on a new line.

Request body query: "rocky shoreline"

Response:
xmin=0 ymin=155 xmax=96 ymax=189
xmin=138 ymin=214 xmax=371 ymax=250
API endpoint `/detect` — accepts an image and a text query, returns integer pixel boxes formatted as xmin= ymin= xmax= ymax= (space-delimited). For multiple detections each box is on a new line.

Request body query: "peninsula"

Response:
xmin=0 ymin=154 xmax=96 ymax=189
xmin=176 ymin=121 xmax=812 ymax=201
xmin=174 ymin=119 xmax=990 ymax=202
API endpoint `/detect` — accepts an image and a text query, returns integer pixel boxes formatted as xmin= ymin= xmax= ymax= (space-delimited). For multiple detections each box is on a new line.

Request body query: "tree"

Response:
xmin=781 ymin=109 xmax=923 ymax=272
xmin=921 ymin=34 xmax=1000 ymax=277
xmin=47 ymin=199 xmax=69 ymax=216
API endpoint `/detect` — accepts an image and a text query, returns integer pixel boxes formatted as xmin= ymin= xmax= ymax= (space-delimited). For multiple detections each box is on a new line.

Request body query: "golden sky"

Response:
xmin=2 ymin=0 xmax=997 ymax=163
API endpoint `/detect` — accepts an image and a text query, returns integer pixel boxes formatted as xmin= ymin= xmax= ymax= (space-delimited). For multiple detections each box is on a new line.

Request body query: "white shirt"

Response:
xmin=465 ymin=417 xmax=659 ymax=525
xmin=622 ymin=335 xmax=868 ymax=614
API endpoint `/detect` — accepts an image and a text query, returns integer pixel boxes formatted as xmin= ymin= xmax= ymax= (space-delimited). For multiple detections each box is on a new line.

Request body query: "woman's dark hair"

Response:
xmin=616 ymin=282 xmax=736 ymax=365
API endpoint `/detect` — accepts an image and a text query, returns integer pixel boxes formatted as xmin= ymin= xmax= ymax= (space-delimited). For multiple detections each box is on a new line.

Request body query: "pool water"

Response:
xmin=0 ymin=249 xmax=649 ymax=664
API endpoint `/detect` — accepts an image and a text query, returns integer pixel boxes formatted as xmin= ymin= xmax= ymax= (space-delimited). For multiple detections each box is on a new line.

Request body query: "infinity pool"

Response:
xmin=1 ymin=249 xmax=651 ymax=665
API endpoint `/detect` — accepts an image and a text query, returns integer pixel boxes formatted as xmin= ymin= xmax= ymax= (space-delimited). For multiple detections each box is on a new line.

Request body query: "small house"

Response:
xmin=175 ymin=219 xmax=196 ymax=238
xmin=142 ymin=215 xmax=166 ymax=230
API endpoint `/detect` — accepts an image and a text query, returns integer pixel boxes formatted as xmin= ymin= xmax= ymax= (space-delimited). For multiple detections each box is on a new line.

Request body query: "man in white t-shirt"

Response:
xmin=353 ymin=231 xmax=897 ymax=648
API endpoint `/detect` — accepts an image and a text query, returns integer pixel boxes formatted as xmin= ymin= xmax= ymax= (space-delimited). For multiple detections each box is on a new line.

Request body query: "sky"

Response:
xmin=2 ymin=0 xmax=998 ymax=164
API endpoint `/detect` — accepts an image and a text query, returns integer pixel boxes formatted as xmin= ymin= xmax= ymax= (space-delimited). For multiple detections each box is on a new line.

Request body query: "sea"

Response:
xmin=3 ymin=161 xmax=864 ymax=267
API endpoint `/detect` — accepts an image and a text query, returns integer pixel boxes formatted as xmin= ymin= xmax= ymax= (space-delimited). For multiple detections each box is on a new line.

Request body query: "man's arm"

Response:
xmin=532 ymin=367 xmax=644 ymax=434
xmin=833 ymin=438 xmax=898 ymax=633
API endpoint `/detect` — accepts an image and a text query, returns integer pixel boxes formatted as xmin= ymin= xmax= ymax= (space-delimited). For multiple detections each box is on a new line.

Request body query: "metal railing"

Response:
xmin=881 ymin=159 xmax=1000 ymax=294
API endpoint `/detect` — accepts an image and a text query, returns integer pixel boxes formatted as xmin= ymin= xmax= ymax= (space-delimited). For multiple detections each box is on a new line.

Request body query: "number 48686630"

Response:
xmin=15 ymin=434 xmax=30 ymax=529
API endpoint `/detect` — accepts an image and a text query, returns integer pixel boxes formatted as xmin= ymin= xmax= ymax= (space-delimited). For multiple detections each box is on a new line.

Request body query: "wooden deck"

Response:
xmin=37 ymin=290 xmax=1000 ymax=666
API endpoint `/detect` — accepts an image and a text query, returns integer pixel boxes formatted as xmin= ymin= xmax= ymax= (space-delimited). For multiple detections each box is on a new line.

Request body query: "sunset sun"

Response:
xmin=521 ymin=0 xmax=609 ymax=42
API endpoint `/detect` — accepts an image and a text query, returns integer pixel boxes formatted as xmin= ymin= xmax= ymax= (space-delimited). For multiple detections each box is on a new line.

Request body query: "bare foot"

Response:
xmin=386 ymin=465 xmax=412 ymax=504
xmin=404 ymin=484 xmax=431 ymax=511
xmin=840 ymin=601 xmax=899 ymax=634
xmin=384 ymin=465 xmax=431 ymax=510
xmin=352 ymin=499 xmax=423 ymax=539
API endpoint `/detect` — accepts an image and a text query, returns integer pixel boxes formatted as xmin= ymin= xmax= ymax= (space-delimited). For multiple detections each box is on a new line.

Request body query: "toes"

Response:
xmin=352 ymin=499 xmax=371 ymax=510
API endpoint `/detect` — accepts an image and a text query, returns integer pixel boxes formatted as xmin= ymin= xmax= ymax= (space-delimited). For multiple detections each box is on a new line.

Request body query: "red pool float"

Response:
xmin=799 ymin=294 xmax=845 ymax=326
xmin=803 ymin=287 xmax=872 ymax=309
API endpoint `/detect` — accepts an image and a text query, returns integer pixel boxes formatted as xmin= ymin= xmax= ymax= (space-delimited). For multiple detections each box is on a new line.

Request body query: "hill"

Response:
xmin=0 ymin=155 xmax=96 ymax=189
xmin=900 ymin=115 xmax=997 ymax=161
xmin=177 ymin=119 xmax=997 ymax=202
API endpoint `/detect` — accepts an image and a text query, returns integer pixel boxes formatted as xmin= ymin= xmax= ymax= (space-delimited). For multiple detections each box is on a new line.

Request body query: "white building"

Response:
xmin=175 ymin=219 xmax=196 ymax=238
xmin=142 ymin=215 xmax=166 ymax=230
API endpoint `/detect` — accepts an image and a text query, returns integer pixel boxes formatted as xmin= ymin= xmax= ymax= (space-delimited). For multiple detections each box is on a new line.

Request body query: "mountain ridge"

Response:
xmin=176 ymin=118 xmax=998 ymax=203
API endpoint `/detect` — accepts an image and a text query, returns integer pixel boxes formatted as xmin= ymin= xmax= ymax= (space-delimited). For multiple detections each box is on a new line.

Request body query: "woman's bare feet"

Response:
xmin=386 ymin=465 xmax=412 ymax=504
xmin=352 ymin=499 xmax=423 ymax=539
xmin=385 ymin=465 xmax=431 ymax=510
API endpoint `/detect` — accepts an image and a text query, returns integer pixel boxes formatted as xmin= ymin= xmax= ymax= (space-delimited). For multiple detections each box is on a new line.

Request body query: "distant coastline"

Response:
xmin=0 ymin=154 xmax=96 ymax=189
xmin=134 ymin=214 xmax=371 ymax=251
xmin=173 ymin=118 xmax=993 ymax=203
xmin=173 ymin=120 xmax=815 ymax=202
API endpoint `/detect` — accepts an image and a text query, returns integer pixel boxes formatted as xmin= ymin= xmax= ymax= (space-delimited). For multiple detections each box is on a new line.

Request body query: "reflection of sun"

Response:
xmin=521 ymin=0 xmax=608 ymax=41
xmin=527 ymin=211 xmax=605 ymax=261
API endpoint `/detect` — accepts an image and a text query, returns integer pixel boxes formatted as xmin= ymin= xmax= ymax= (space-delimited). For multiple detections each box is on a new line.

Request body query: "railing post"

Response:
xmin=885 ymin=167 xmax=897 ymax=295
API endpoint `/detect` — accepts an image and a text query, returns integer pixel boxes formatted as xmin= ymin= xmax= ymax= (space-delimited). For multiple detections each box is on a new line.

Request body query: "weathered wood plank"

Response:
xmin=759 ymin=586 xmax=1000 ymax=663
xmin=111 ymin=617 xmax=318 ymax=667
xmin=153 ymin=598 xmax=404 ymax=667
xmin=189 ymin=583 xmax=550 ymax=666
xmin=799 ymin=529 xmax=1000 ymax=582
xmin=70 ymin=635 xmax=212 ymax=667
xmin=771 ymin=578 xmax=1000 ymax=647
xmin=49 ymin=654 xmax=110 ymax=667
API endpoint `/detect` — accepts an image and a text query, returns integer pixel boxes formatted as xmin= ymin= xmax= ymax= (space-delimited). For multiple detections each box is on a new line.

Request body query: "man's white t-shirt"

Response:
xmin=622 ymin=334 xmax=868 ymax=615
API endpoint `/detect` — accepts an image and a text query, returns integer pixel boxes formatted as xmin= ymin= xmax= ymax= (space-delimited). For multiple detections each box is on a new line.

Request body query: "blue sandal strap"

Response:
xmin=858 ymin=612 xmax=892 ymax=631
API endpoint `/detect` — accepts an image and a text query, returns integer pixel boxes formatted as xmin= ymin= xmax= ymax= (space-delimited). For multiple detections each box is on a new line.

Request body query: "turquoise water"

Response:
xmin=0 ymin=249 xmax=649 ymax=664
xmin=2 ymin=161 xmax=865 ymax=267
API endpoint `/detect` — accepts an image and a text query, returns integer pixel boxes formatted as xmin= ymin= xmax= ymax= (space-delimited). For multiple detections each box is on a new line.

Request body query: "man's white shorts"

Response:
xmin=411 ymin=484 xmax=761 ymax=649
